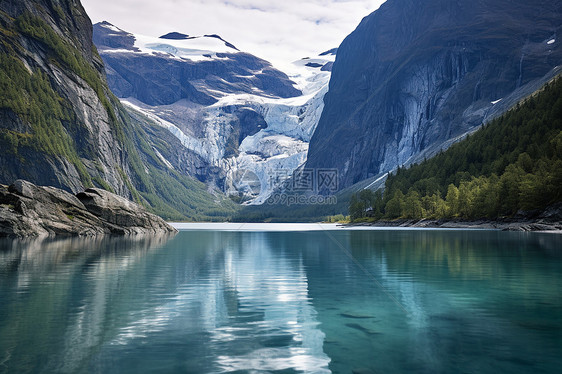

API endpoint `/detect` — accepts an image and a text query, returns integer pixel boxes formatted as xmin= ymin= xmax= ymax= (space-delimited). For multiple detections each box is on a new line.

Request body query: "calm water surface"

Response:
xmin=0 ymin=228 xmax=561 ymax=373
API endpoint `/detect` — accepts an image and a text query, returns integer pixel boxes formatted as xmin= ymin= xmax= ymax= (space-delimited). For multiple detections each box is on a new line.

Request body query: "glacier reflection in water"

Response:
xmin=0 ymin=231 xmax=331 ymax=373
xmin=104 ymin=232 xmax=331 ymax=373
xmin=0 ymin=229 xmax=561 ymax=374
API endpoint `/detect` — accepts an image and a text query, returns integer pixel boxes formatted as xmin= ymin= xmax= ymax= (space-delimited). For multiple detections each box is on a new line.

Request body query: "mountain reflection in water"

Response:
xmin=0 ymin=229 xmax=561 ymax=374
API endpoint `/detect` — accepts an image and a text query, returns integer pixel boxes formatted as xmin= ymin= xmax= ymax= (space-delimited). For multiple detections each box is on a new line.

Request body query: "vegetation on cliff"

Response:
xmin=0 ymin=6 xmax=237 ymax=221
xmin=350 ymin=76 xmax=562 ymax=221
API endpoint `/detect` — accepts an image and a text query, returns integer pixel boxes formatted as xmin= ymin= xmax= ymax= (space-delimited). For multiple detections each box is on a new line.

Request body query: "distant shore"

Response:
xmin=168 ymin=221 xmax=562 ymax=233
xmin=344 ymin=219 xmax=562 ymax=232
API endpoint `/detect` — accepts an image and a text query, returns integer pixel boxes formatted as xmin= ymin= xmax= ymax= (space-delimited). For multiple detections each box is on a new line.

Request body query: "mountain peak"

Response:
xmin=158 ymin=32 xmax=239 ymax=51
xmin=203 ymin=34 xmax=239 ymax=51
xmin=93 ymin=23 xmax=242 ymax=60
xmin=98 ymin=21 xmax=126 ymax=33
xmin=306 ymin=0 xmax=562 ymax=189
xmin=159 ymin=32 xmax=191 ymax=40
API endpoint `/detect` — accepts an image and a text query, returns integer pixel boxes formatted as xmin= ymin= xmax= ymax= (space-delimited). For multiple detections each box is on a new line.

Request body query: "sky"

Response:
xmin=82 ymin=0 xmax=386 ymax=71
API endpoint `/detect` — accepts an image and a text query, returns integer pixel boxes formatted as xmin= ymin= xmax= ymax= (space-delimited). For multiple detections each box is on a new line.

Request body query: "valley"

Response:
xmin=1 ymin=0 xmax=561 ymax=224
xmin=1 ymin=1 xmax=561 ymax=373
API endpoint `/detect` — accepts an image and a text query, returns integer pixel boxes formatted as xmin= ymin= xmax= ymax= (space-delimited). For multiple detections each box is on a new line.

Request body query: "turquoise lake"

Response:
xmin=0 ymin=227 xmax=561 ymax=373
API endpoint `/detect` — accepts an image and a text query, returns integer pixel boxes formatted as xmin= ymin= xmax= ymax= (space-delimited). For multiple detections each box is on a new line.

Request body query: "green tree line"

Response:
xmin=350 ymin=76 xmax=562 ymax=221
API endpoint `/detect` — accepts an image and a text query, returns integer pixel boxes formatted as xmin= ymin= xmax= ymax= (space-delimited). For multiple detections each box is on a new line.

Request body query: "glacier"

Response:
xmin=217 ymin=63 xmax=331 ymax=204
xmin=94 ymin=22 xmax=336 ymax=205
xmin=122 ymin=60 xmax=331 ymax=205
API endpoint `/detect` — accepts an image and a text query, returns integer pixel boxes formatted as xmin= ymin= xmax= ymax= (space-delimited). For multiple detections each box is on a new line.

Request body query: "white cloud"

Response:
xmin=82 ymin=0 xmax=386 ymax=71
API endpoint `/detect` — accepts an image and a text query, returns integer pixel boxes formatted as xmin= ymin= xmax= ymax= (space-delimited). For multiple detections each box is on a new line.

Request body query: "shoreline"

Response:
xmin=343 ymin=218 xmax=562 ymax=232
xmin=168 ymin=221 xmax=562 ymax=233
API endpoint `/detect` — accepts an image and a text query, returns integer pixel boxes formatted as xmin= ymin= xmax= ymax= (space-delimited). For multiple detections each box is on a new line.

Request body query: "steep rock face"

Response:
xmin=0 ymin=0 xmax=234 ymax=220
xmin=306 ymin=0 xmax=562 ymax=188
xmin=76 ymin=188 xmax=175 ymax=233
xmin=0 ymin=0 xmax=131 ymax=194
xmin=0 ymin=180 xmax=176 ymax=237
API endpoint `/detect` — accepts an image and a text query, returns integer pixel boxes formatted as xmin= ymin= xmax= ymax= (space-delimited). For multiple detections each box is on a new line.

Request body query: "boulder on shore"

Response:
xmin=0 ymin=180 xmax=177 ymax=237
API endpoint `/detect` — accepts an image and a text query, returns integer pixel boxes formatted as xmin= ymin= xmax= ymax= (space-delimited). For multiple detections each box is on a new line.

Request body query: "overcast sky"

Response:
xmin=82 ymin=0 xmax=386 ymax=71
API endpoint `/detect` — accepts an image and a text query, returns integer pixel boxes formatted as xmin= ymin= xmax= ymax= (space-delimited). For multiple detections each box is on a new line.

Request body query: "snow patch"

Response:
xmin=364 ymin=172 xmax=389 ymax=190
xmin=153 ymin=148 xmax=175 ymax=170
xmin=133 ymin=33 xmax=238 ymax=62
xmin=285 ymin=54 xmax=335 ymax=95
xmin=100 ymin=22 xmax=123 ymax=33
xmin=491 ymin=98 xmax=502 ymax=105
xmin=547 ymin=39 xmax=556 ymax=45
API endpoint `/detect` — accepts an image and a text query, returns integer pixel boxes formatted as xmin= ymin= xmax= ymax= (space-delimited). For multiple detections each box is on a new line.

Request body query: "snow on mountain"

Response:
xmin=93 ymin=22 xmax=300 ymax=105
xmin=94 ymin=22 xmax=335 ymax=205
xmin=123 ymin=60 xmax=330 ymax=205
xmin=287 ymin=54 xmax=335 ymax=94
xmin=219 ymin=72 xmax=330 ymax=204
xmin=97 ymin=21 xmax=238 ymax=61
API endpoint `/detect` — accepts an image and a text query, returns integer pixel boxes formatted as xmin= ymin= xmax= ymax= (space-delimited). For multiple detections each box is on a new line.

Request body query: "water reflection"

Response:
xmin=0 ymin=234 xmax=173 ymax=276
xmin=213 ymin=233 xmax=329 ymax=373
xmin=303 ymin=230 xmax=562 ymax=374
xmin=0 ymin=234 xmax=174 ymax=374
xmin=0 ymin=232 xmax=331 ymax=373
xmin=0 ymin=230 xmax=561 ymax=374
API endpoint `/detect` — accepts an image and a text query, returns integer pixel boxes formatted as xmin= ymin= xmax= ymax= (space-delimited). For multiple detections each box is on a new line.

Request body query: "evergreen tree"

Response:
xmin=445 ymin=184 xmax=460 ymax=217
xmin=385 ymin=190 xmax=405 ymax=219
xmin=404 ymin=190 xmax=424 ymax=219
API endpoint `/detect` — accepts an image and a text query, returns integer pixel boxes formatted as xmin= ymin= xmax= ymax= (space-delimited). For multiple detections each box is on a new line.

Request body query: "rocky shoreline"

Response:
xmin=345 ymin=217 xmax=562 ymax=232
xmin=0 ymin=180 xmax=177 ymax=238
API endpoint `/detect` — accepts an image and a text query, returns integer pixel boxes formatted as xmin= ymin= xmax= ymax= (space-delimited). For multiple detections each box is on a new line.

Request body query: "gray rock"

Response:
xmin=538 ymin=202 xmax=562 ymax=222
xmin=306 ymin=0 xmax=562 ymax=189
xmin=0 ymin=1 xmax=229 ymax=221
xmin=0 ymin=180 xmax=176 ymax=238
xmin=93 ymin=22 xmax=301 ymax=106
xmin=76 ymin=188 xmax=176 ymax=234
xmin=9 ymin=179 xmax=35 ymax=199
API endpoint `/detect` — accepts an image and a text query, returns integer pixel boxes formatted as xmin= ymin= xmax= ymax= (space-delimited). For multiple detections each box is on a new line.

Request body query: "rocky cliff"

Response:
xmin=0 ymin=0 xmax=234 ymax=220
xmin=0 ymin=0 xmax=132 ymax=193
xmin=0 ymin=180 xmax=176 ymax=237
xmin=306 ymin=0 xmax=562 ymax=188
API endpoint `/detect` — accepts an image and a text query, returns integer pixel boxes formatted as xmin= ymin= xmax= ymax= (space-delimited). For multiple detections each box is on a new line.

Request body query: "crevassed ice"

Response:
xmin=121 ymin=53 xmax=333 ymax=204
